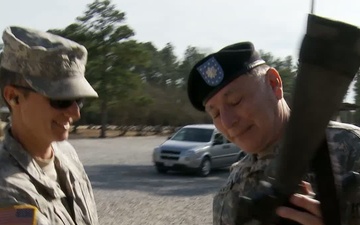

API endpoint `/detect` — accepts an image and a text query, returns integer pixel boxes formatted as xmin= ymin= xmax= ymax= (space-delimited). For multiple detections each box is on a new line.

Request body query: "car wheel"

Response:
xmin=156 ymin=165 xmax=168 ymax=174
xmin=198 ymin=157 xmax=211 ymax=177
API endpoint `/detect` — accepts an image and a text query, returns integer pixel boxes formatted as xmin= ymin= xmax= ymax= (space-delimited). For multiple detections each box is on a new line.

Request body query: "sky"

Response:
xmin=0 ymin=0 xmax=359 ymax=101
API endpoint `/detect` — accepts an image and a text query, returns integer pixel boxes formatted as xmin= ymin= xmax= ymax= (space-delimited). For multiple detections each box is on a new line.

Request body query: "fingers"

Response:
xmin=276 ymin=194 xmax=322 ymax=225
xmin=300 ymin=181 xmax=315 ymax=197
xmin=292 ymin=194 xmax=321 ymax=217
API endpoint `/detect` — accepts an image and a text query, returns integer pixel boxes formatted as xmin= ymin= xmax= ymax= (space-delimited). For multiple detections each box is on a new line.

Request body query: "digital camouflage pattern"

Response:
xmin=0 ymin=26 xmax=98 ymax=99
xmin=0 ymin=127 xmax=99 ymax=225
xmin=213 ymin=121 xmax=360 ymax=225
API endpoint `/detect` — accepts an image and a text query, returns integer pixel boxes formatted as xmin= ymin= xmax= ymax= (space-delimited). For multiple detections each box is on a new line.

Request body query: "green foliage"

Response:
xmin=0 ymin=43 xmax=3 ymax=61
xmin=45 ymin=0 xmax=304 ymax=131
xmin=259 ymin=50 xmax=297 ymax=103
xmin=49 ymin=0 xmax=150 ymax=137
xmin=138 ymin=42 xmax=179 ymax=86
xmin=176 ymin=46 xmax=206 ymax=88
xmin=353 ymin=70 xmax=360 ymax=125
xmin=159 ymin=43 xmax=180 ymax=86
xmin=109 ymin=84 xmax=210 ymax=126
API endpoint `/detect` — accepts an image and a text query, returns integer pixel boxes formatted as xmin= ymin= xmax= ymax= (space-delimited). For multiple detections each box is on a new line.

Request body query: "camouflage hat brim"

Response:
xmin=1 ymin=26 xmax=98 ymax=99
xmin=23 ymin=74 xmax=98 ymax=99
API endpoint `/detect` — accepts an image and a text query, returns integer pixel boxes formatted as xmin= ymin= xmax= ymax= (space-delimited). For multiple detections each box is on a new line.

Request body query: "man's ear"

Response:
xmin=265 ymin=68 xmax=283 ymax=99
xmin=3 ymin=85 xmax=20 ymax=106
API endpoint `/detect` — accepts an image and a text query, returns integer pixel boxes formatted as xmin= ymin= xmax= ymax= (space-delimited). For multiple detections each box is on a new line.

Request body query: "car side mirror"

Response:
xmin=167 ymin=136 xmax=172 ymax=140
xmin=213 ymin=139 xmax=223 ymax=145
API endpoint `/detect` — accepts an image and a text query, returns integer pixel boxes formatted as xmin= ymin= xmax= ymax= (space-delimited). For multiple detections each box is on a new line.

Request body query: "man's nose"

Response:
xmin=220 ymin=108 xmax=238 ymax=129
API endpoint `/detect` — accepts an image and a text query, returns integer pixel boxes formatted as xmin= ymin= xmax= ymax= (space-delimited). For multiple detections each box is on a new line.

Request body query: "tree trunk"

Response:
xmin=71 ymin=124 xmax=79 ymax=134
xmin=100 ymin=98 xmax=107 ymax=138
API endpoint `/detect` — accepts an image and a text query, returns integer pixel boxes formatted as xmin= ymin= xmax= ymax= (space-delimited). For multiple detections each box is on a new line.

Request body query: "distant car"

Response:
xmin=152 ymin=124 xmax=245 ymax=176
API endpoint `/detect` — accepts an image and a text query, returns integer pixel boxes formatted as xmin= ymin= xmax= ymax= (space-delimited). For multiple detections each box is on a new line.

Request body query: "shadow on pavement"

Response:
xmin=84 ymin=164 xmax=230 ymax=197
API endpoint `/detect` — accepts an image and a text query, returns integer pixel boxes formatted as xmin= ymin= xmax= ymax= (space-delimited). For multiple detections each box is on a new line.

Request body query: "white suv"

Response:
xmin=152 ymin=124 xmax=245 ymax=176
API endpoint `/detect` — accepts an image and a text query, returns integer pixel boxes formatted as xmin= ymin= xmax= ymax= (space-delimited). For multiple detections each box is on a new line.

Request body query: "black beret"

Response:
xmin=187 ymin=42 xmax=265 ymax=111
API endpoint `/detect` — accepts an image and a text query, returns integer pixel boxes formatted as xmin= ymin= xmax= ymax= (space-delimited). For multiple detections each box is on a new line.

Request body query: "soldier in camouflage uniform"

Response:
xmin=187 ymin=42 xmax=360 ymax=225
xmin=0 ymin=26 xmax=99 ymax=224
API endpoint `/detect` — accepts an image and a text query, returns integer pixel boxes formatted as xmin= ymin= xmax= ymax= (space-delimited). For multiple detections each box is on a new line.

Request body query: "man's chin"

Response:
xmin=235 ymin=141 xmax=261 ymax=155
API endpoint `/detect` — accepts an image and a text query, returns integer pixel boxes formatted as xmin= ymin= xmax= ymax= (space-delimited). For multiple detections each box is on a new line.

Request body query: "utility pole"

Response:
xmin=310 ymin=0 xmax=315 ymax=14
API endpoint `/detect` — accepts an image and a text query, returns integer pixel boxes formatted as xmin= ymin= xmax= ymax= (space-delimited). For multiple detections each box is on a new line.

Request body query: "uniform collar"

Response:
xmin=3 ymin=126 xmax=67 ymax=199
xmin=252 ymin=141 xmax=280 ymax=161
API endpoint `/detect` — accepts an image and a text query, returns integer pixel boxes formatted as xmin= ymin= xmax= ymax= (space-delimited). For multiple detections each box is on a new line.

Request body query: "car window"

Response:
xmin=224 ymin=138 xmax=231 ymax=143
xmin=213 ymin=133 xmax=224 ymax=144
xmin=171 ymin=128 xmax=213 ymax=142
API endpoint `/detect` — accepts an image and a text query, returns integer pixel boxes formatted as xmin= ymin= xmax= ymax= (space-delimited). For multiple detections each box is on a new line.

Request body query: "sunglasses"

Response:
xmin=50 ymin=99 xmax=84 ymax=109
xmin=12 ymin=85 xmax=84 ymax=110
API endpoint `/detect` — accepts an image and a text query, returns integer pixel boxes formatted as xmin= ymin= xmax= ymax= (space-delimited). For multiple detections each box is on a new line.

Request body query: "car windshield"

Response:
xmin=171 ymin=128 xmax=213 ymax=142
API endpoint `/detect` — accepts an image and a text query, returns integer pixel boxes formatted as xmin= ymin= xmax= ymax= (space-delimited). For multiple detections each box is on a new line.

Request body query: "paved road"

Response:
xmin=70 ymin=136 xmax=230 ymax=225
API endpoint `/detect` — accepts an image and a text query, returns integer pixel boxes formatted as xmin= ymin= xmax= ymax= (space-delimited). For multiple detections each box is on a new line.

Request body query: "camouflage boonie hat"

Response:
xmin=0 ymin=26 xmax=98 ymax=99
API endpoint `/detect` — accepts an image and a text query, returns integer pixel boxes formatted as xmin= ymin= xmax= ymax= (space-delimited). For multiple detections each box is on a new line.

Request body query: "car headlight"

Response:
xmin=184 ymin=150 xmax=197 ymax=160
xmin=153 ymin=147 xmax=160 ymax=161
xmin=185 ymin=150 xmax=196 ymax=156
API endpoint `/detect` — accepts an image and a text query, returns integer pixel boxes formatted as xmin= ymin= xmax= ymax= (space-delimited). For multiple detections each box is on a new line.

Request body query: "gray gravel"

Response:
xmin=70 ymin=136 xmax=230 ymax=225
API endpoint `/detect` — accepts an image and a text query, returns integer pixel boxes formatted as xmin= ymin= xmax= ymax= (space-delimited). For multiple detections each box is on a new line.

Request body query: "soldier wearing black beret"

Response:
xmin=187 ymin=40 xmax=360 ymax=225
xmin=188 ymin=42 xmax=265 ymax=112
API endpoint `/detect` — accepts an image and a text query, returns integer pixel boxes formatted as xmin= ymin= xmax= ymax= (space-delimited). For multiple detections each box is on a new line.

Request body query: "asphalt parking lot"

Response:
xmin=70 ymin=136 xmax=230 ymax=225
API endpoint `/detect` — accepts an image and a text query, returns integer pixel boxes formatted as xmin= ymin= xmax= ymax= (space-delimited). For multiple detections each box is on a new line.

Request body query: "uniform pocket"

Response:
xmin=73 ymin=180 xmax=95 ymax=224
xmin=215 ymin=182 xmax=258 ymax=225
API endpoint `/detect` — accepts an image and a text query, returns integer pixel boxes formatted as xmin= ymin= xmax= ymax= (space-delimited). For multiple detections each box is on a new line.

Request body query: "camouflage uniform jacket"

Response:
xmin=0 ymin=127 xmax=99 ymax=225
xmin=213 ymin=121 xmax=360 ymax=225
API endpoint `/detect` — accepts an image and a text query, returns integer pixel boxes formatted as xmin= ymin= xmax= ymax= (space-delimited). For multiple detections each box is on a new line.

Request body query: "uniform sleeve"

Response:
xmin=0 ymin=195 xmax=51 ymax=225
xmin=0 ymin=185 xmax=52 ymax=225
xmin=328 ymin=127 xmax=360 ymax=173
xmin=328 ymin=127 xmax=360 ymax=225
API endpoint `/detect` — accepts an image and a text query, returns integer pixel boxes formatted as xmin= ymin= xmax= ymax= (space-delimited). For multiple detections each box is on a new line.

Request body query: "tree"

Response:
xmin=353 ymin=70 xmax=360 ymax=125
xmin=50 ymin=0 xmax=151 ymax=137
xmin=78 ymin=0 xmax=137 ymax=138
xmin=134 ymin=42 xmax=164 ymax=85
xmin=157 ymin=43 xmax=179 ymax=87
xmin=135 ymin=42 xmax=180 ymax=87
xmin=176 ymin=46 xmax=206 ymax=88
xmin=259 ymin=51 xmax=297 ymax=103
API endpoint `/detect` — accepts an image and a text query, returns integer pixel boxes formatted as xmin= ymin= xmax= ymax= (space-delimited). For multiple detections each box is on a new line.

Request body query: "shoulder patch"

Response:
xmin=0 ymin=204 xmax=37 ymax=225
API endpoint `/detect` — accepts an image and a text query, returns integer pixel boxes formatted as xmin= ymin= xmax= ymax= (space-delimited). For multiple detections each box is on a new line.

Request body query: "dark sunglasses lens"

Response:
xmin=50 ymin=99 xmax=84 ymax=109
xmin=76 ymin=99 xmax=84 ymax=108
